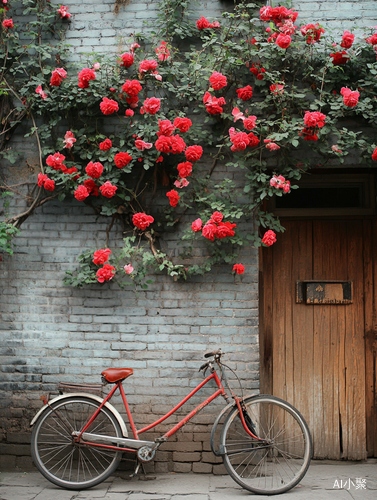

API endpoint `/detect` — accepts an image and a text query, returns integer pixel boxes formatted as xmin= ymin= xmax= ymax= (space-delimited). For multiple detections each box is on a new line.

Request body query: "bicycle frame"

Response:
xmin=74 ymin=368 xmax=262 ymax=454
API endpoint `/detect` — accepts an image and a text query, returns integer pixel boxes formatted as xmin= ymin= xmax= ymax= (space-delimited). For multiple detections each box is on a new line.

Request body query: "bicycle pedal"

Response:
xmin=154 ymin=437 xmax=167 ymax=443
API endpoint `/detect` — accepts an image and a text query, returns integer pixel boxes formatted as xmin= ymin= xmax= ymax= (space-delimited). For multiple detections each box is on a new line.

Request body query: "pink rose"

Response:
xmin=124 ymin=264 xmax=134 ymax=274
xmin=63 ymin=130 xmax=76 ymax=149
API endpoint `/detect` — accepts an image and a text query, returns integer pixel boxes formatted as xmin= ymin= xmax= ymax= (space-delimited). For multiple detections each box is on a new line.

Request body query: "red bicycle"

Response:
xmin=30 ymin=349 xmax=312 ymax=495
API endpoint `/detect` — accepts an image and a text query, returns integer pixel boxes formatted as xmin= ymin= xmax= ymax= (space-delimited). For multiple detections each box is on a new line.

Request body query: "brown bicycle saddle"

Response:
xmin=101 ymin=368 xmax=133 ymax=383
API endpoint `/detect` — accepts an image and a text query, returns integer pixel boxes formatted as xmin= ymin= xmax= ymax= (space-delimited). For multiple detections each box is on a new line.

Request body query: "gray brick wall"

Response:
xmin=1 ymin=0 xmax=374 ymax=473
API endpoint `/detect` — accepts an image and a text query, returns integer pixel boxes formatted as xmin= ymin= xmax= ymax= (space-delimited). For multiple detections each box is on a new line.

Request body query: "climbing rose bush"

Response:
xmin=2 ymin=0 xmax=377 ymax=287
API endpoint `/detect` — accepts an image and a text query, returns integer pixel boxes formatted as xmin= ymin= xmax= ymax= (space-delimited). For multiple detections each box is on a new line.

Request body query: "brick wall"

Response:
xmin=1 ymin=0 xmax=374 ymax=473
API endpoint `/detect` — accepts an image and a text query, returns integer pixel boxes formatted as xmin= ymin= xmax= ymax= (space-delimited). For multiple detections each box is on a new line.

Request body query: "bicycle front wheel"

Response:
xmin=220 ymin=395 xmax=312 ymax=495
xmin=31 ymin=396 xmax=122 ymax=490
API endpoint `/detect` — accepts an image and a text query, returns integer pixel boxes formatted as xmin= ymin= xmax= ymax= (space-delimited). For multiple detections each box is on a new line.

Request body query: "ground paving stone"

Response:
xmin=0 ymin=462 xmax=377 ymax=500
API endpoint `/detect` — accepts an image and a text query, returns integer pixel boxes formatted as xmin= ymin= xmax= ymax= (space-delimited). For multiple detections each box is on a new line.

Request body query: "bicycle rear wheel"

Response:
xmin=220 ymin=395 xmax=312 ymax=495
xmin=31 ymin=396 xmax=122 ymax=490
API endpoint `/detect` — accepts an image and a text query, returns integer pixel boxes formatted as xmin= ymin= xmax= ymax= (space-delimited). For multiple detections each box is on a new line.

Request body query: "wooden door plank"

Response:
xmin=260 ymin=245 xmax=273 ymax=396
xmin=291 ymin=220 xmax=314 ymax=436
xmin=283 ymin=221 xmax=295 ymax=406
xmin=363 ymin=219 xmax=375 ymax=457
xmin=272 ymin=222 xmax=291 ymax=403
xmin=345 ymin=220 xmax=366 ymax=460
xmin=312 ymin=220 xmax=328 ymax=458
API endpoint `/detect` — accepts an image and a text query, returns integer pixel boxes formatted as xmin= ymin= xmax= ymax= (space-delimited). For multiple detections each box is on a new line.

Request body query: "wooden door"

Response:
xmin=260 ymin=218 xmax=377 ymax=460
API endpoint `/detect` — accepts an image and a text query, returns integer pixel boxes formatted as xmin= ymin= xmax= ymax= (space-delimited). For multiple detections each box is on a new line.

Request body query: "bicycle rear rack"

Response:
xmin=58 ymin=382 xmax=103 ymax=396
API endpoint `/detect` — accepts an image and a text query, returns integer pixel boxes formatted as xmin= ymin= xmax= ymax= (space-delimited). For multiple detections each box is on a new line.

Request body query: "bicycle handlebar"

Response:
xmin=204 ymin=348 xmax=223 ymax=359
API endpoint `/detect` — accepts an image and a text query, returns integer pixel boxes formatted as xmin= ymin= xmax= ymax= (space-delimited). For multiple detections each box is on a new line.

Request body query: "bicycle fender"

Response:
xmin=210 ymin=393 xmax=258 ymax=456
xmin=29 ymin=392 xmax=128 ymax=437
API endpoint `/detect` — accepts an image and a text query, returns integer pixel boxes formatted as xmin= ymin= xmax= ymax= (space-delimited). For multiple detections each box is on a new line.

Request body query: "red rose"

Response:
xmin=100 ymin=181 xmax=117 ymax=198
xmin=125 ymin=109 xmax=134 ymax=116
xmin=233 ymin=263 xmax=245 ymax=275
xmin=216 ymin=221 xmax=236 ymax=239
xmin=236 ymin=86 xmax=253 ymax=101
xmin=330 ymin=51 xmax=349 ymax=65
xmin=185 ymin=145 xmax=203 ymax=162
xmin=276 ymin=34 xmax=291 ymax=49
xmin=96 ymin=263 xmax=116 ymax=283
xmin=50 ymin=68 xmax=67 ymax=87
xmin=173 ymin=117 xmax=192 ymax=133
xmin=99 ymin=138 xmax=112 ymax=151
xmin=300 ymin=23 xmax=325 ymax=44
xmin=65 ymin=167 xmax=80 ymax=180
xmin=86 ymin=161 xmax=103 ymax=179
xmin=243 ymin=116 xmax=257 ymax=131
xmin=191 ymin=218 xmax=203 ymax=232
xmin=43 ymin=179 xmax=55 ymax=191
xmin=366 ymin=34 xmax=377 ymax=46
xmin=155 ymin=135 xmax=171 ymax=153
xmin=46 ymin=152 xmax=65 ymax=169
xmin=132 ymin=213 xmax=154 ymax=230
xmin=139 ymin=59 xmax=158 ymax=73
xmin=78 ymin=68 xmax=96 ymax=88
xmin=340 ymin=87 xmax=359 ymax=107
xmin=303 ymin=111 xmax=326 ymax=128
xmin=84 ymin=179 xmax=99 ymax=196
xmin=126 ymin=96 xmax=139 ymax=108
xmin=372 ymin=147 xmax=377 ymax=161
xmin=157 ymin=119 xmax=175 ymax=137
xmin=74 ymin=185 xmax=89 ymax=201
xmin=120 ymin=52 xmax=134 ymax=68
xmin=260 ymin=6 xmax=272 ymax=21
xmin=93 ymin=248 xmax=112 ymax=265
xmin=2 ymin=19 xmax=14 ymax=29
xmin=170 ymin=135 xmax=186 ymax=154
xmin=114 ymin=152 xmax=132 ymax=169
xmin=122 ymin=80 xmax=142 ymax=96
xmin=247 ymin=132 xmax=260 ymax=147
xmin=300 ymin=127 xmax=318 ymax=141
xmin=37 ymin=173 xmax=47 ymax=187
xmin=100 ymin=97 xmax=119 ymax=115
xmin=177 ymin=161 xmax=193 ymax=178
xmin=202 ymin=223 xmax=216 ymax=241
xmin=210 ymin=211 xmax=223 ymax=224
xmin=197 ymin=16 xmax=210 ymax=29
xmin=341 ymin=30 xmax=355 ymax=49
xmin=230 ymin=131 xmax=250 ymax=152
xmin=262 ymin=230 xmax=277 ymax=246
xmin=270 ymin=84 xmax=284 ymax=95
xmin=209 ymin=71 xmax=227 ymax=90
xmin=166 ymin=189 xmax=180 ymax=207
xmin=143 ymin=97 xmax=161 ymax=115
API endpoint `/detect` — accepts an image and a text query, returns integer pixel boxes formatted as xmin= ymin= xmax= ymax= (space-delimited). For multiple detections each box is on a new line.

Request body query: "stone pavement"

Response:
xmin=0 ymin=461 xmax=376 ymax=500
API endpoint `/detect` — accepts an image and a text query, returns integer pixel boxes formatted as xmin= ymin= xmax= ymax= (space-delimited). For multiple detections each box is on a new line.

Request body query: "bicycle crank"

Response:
xmin=137 ymin=445 xmax=156 ymax=462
